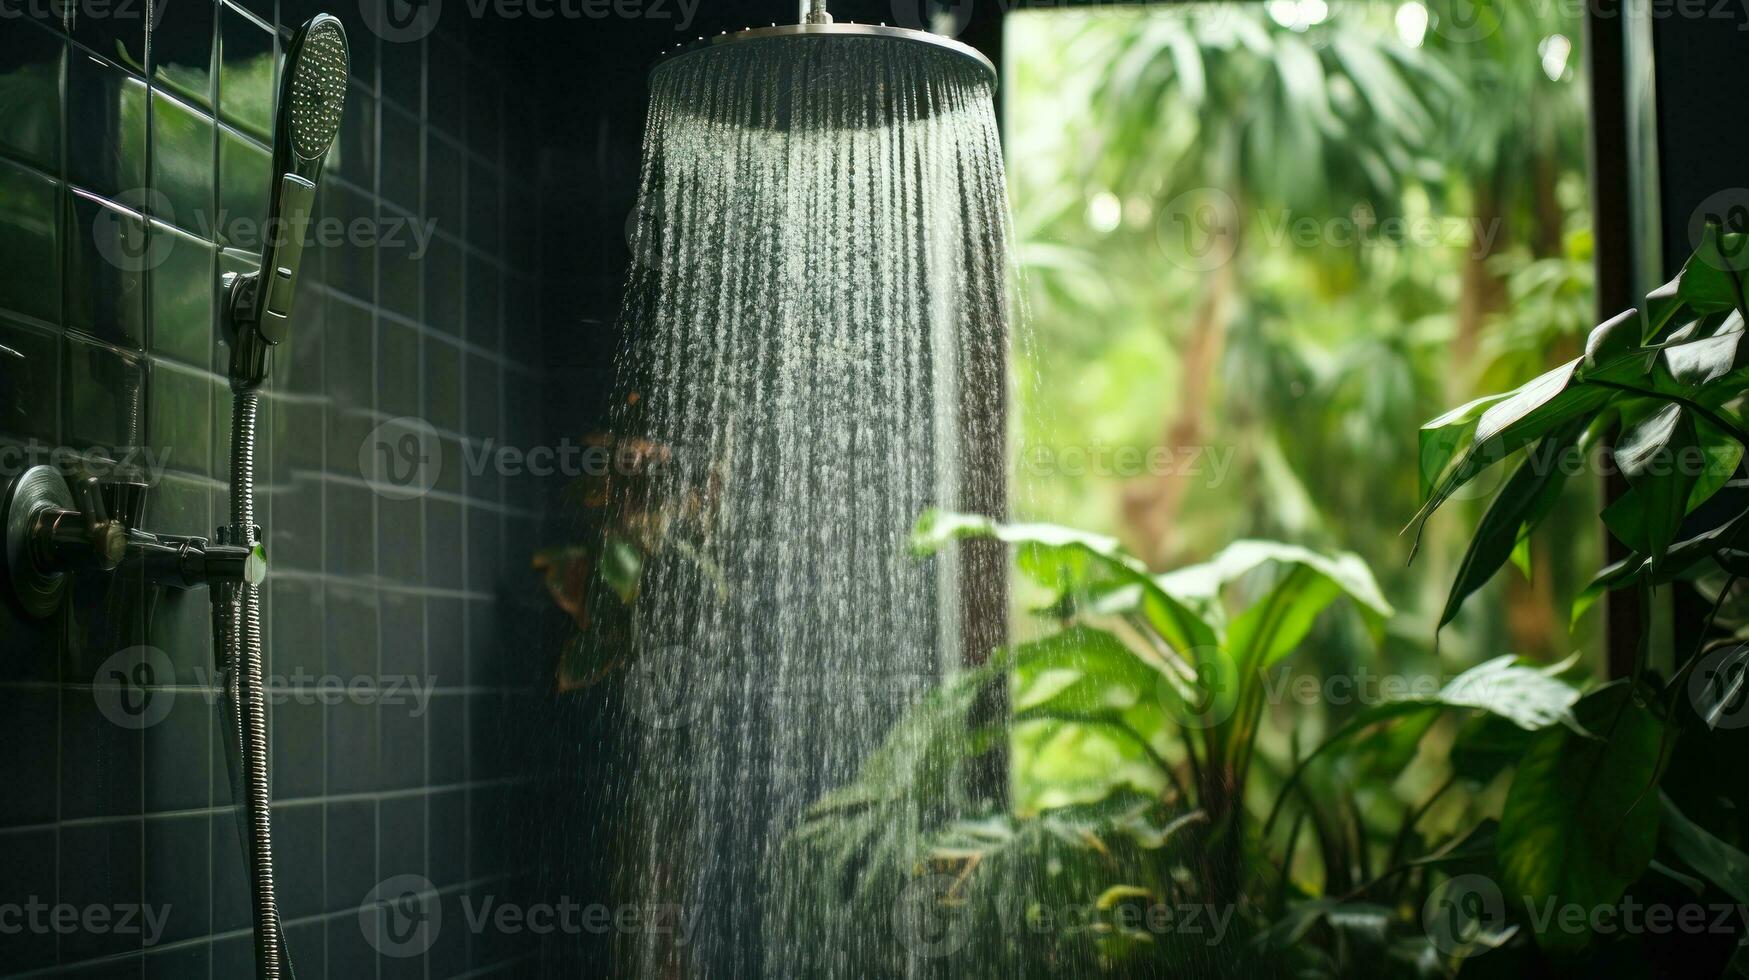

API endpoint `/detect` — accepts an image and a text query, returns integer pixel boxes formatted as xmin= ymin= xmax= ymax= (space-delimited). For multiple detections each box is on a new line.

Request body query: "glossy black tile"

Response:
xmin=66 ymin=50 xmax=147 ymax=198
xmin=151 ymin=0 xmax=217 ymax=107
xmin=0 ymin=827 xmax=60 ymax=969
xmin=208 ymin=811 xmax=250 ymax=934
xmin=467 ymin=156 xmax=502 ymax=254
xmin=0 ymin=157 xmax=63 ymax=324
xmin=320 ymin=294 xmax=373 ymax=408
xmin=63 ymin=333 xmax=144 ymax=449
xmin=423 ymin=333 xmax=461 ymax=431
xmin=150 ymin=90 xmax=217 ymax=232
xmin=273 ymin=802 xmax=324 ymax=918
xmin=64 ymin=189 xmax=148 ymax=347
xmin=58 ymin=818 xmax=145 ymax=960
xmin=58 ymin=683 xmax=144 ymax=819
xmin=147 ymin=223 xmax=215 ymax=365
xmin=0 ymin=688 xmax=58 ymax=826
xmin=425 ymin=36 xmax=465 ymax=139
xmin=377 ymin=491 xmax=424 ymax=584
xmin=424 ymin=132 xmax=462 ymax=238
xmin=141 ymin=676 xmax=212 ymax=811
xmin=379 ymin=30 xmax=420 ymax=114
xmin=0 ymin=23 xmax=65 ymax=170
xmin=146 ymin=359 xmax=215 ymax=479
xmin=322 ymin=798 xmax=376 ymax=909
xmin=217 ymin=1 xmax=275 ymax=141
xmin=320 ymin=179 xmax=375 ymax=301
xmin=377 ymin=794 xmax=426 ymax=881
xmin=143 ymin=812 xmax=211 ymax=945
xmin=216 ymin=126 xmax=269 ymax=249
xmin=379 ymin=104 xmax=419 ymax=213
xmin=69 ymin=0 xmax=147 ymax=69
xmin=331 ymin=84 xmax=377 ymax=189
xmin=422 ymin=234 xmax=462 ymax=336
xmin=0 ymin=317 xmax=60 ymax=442
xmin=466 ymin=255 xmax=501 ymax=352
xmin=423 ymin=497 xmax=463 ymax=591
xmin=271 ymin=687 xmax=325 ymax=799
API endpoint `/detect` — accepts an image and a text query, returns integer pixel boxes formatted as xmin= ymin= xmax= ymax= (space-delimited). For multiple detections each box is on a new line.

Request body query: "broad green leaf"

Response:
xmin=1429 ymin=654 xmax=1584 ymax=731
xmin=1613 ymin=403 xmax=1702 ymax=566
xmin=1418 ymin=391 xmax=1511 ymax=501
xmin=1660 ymin=793 xmax=1749 ymax=905
xmin=1450 ymin=712 xmax=1536 ymax=784
xmin=912 ymin=509 xmax=1145 ymax=576
xmin=1662 ymin=325 xmax=1749 ymax=387
xmin=1219 ymin=544 xmax=1394 ymax=684
xmin=1266 ymin=657 xmax=1581 ymax=835
xmin=1412 ymin=359 xmax=1613 ymax=542
xmin=1573 ymin=506 xmax=1749 ymax=625
xmin=1497 ymin=683 xmax=1664 ymax=954
xmin=1641 ymin=276 xmax=1685 ymax=341
xmin=1260 ymin=899 xmax=1394 ymax=948
xmin=1012 ymin=625 xmax=1177 ymax=721
xmin=1439 ymin=421 xmax=1586 ymax=630
xmin=912 ymin=510 xmax=1219 ymax=655
xmin=1158 ymin=539 xmax=1394 ymax=622
xmin=1228 ymin=567 xmax=1343 ymax=675
xmin=1583 ymin=308 xmax=1641 ymax=371
xmin=1690 ymin=418 xmax=1746 ymax=513
xmin=1408 ymin=818 xmax=1499 ymax=869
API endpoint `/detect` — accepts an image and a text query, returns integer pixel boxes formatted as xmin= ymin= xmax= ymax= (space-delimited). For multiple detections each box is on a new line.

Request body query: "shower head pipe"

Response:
xmin=652 ymin=22 xmax=997 ymax=86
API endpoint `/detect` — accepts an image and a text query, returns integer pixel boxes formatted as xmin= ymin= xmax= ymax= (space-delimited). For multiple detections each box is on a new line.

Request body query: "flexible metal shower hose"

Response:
xmin=218 ymin=387 xmax=291 ymax=979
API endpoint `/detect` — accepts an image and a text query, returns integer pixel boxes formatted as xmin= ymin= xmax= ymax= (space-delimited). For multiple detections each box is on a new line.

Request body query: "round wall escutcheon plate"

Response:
xmin=3 ymin=465 xmax=73 ymax=618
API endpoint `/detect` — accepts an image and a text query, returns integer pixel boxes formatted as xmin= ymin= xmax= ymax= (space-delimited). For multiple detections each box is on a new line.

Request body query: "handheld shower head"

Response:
xmin=224 ymin=14 xmax=350 ymax=388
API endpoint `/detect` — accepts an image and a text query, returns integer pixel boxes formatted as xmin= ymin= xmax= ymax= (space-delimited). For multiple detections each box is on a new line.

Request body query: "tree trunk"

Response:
xmin=1122 ymin=235 xmax=1237 ymax=566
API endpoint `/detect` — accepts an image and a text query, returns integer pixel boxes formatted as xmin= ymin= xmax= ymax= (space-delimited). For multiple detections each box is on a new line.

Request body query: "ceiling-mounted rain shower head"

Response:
xmin=654 ymin=22 xmax=995 ymax=86
xmin=224 ymin=13 xmax=349 ymax=388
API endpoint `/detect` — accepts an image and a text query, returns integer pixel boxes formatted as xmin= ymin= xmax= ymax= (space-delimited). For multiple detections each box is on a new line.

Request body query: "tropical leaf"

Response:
xmin=1611 ymin=402 xmax=1703 ymax=567
xmin=913 ymin=510 xmax=1219 ymax=654
xmin=1438 ymin=420 xmax=1587 ymax=630
xmin=1496 ymin=683 xmax=1664 ymax=954
xmin=1266 ymin=656 xmax=1581 ymax=835
xmin=1660 ymin=793 xmax=1749 ymax=906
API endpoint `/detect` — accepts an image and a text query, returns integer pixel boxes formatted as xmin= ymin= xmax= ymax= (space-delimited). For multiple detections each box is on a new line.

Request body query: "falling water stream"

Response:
xmin=610 ymin=34 xmax=1011 ymax=978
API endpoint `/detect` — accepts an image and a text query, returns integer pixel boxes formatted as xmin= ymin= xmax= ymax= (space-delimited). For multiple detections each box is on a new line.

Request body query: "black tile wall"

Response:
xmin=0 ymin=6 xmax=550 ymax=977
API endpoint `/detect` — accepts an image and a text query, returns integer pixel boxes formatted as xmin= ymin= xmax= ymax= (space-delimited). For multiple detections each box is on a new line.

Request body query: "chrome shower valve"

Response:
xmin=1 ymin=465 xmax=268 ymax=618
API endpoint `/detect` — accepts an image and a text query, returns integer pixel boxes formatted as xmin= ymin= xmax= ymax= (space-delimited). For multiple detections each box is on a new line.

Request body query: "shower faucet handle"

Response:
xmin=67 ymin=475 xmax=131 ymax=571
xmin=99 ymin=479 xmax=149 ymax=532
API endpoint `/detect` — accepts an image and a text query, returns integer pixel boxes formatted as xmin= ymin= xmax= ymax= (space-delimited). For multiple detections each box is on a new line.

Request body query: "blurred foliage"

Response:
xmin=1006 ymin=2 xmax=1600 ymax=675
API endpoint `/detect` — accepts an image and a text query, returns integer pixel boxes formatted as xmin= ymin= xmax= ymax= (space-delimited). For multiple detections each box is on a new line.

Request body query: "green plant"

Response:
xmin=1407 ymin=224 xmax=1749 ymax=971
xmin=768 ymin=510 xmax=1601 ymax=977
